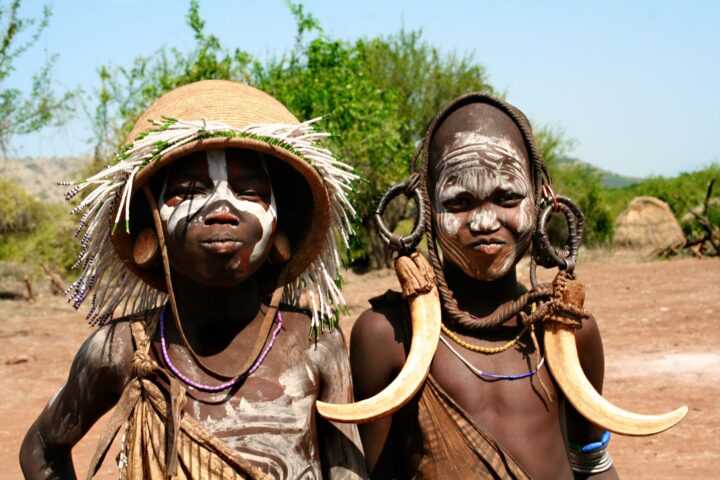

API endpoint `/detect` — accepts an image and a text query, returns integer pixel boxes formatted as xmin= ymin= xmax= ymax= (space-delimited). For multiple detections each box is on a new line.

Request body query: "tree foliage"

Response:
xmin=0 ymin=0 xmax=73 ymax=156
xmin=534 ymin=127 xmax=614 ymax=246
xmin=89 ymin=0 xmax=495 ymax=268
xmin=0 ymin=1 xmax=76 ymax=278
xmin=4 ymin=0 xmax=713 ymax=277
xmin=551 ymin=162 xmax=614 ymax=245
xmin=0 ymin=177 xmax=41 ymax=235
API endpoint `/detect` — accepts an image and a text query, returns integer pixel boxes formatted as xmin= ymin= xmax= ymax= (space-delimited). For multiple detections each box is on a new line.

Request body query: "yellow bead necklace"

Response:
xmin=440 ymin=322 xmax=530 ymax=354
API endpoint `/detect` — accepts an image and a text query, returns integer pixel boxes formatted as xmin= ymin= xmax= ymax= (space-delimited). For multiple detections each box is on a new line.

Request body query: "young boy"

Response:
xmin=20 ymin=80 xmax=366 ymax=479
xmin=350 ymin=94 xmax=619 ymax=479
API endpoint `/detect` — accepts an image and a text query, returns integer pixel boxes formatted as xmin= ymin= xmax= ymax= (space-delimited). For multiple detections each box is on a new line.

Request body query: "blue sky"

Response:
xmin=6 ymin=0 xmax=719 ymax=177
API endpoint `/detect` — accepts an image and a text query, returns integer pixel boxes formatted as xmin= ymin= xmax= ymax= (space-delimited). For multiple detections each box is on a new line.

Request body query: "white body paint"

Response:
xmin=433 ymin=133 xmax=534 ymax=280
xmin=170 ymin=340 xmax=329 ymax=479
xmin=201 ymin=365 xmax=319 ymax=479
xmin=159 ymin=149 xmax=277 ymax=264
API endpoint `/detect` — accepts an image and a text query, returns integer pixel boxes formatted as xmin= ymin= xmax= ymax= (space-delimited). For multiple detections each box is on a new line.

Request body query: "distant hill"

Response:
xmin=1 ymin=156 xmax=90 ymax=204
xmin=555 ymin=157 xmax=643 ymax=188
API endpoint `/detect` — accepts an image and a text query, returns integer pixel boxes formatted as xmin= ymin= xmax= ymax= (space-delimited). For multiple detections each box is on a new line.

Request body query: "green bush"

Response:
xmin=0 ymin=178 xmax=44 ymax=235
xmin=0 ymin=179 xmax=77 ymax=273
xmin=548 ymin=162 xmax=614 ymax=246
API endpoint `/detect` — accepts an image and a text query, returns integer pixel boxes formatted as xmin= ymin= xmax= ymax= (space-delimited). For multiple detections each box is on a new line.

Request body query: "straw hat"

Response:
xmin=64 ymin=80 xmax=357 ymax=328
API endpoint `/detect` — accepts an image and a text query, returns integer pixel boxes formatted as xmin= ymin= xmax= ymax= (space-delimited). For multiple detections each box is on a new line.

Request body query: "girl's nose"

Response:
xmin=468 ymin=207 xmax=501 ymax=233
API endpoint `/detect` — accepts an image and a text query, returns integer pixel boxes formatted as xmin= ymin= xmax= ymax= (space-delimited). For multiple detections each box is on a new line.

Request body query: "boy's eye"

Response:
xmin=237 ymin=189 xmax=261 ymax=199
xmin=171 ymin=187 xmax=206 ymax=198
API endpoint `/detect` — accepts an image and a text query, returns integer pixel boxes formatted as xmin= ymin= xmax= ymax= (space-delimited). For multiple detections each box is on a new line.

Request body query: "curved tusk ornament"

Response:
xmin=316 ymin=253 xmax=441 ymax=424
xmin=543 ymin=274 xmax=688 ymax=436
xmin=544 ymin=327 xmax=687 ymax=436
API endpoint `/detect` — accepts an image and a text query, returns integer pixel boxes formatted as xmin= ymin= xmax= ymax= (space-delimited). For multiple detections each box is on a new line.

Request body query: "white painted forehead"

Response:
xmin=433 ymin=132 xmax=529 ymax=182
xmin=440 ymin=132 xmax=526 ymax=163
xmin=204 ymin=148 xmax=272 ymax=178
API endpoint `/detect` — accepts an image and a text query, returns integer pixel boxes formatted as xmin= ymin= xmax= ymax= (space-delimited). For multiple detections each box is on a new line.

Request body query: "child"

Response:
xmin=350 ymin=94 xmax=620 ymax=479
xmin=20 ymin=80 xmax=366 ymax=479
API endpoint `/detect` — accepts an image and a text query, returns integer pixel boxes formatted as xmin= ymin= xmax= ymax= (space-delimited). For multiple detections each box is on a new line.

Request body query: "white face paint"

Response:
xmin=159 ymin=149 xmax=277 ymax=265
xmin=432 ymin=133 xmax=534 ymax=281
xmin=469 ymin=209 xmax=500 ymax=232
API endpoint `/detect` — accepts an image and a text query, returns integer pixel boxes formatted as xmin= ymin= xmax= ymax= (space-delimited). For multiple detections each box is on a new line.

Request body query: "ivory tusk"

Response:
xmin=544 ymin=326 xmax=688 ymax=436
xmin=316 ymin=253 xmax=441 ymax=424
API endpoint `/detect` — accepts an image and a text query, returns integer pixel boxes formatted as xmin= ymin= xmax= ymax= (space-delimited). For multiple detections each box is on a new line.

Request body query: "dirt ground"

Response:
xmin=1 ymin=254 xmax=718 ymax=479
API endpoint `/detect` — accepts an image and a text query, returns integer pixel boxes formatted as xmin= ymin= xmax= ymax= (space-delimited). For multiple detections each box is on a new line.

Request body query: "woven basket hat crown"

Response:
xmin=127 ymin=80 xmax=299 ymax=140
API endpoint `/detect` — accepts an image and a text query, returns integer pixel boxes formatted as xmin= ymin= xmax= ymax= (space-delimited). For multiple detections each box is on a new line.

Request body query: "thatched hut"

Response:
xmin=615 ymin=196 xmax=685 ymax=253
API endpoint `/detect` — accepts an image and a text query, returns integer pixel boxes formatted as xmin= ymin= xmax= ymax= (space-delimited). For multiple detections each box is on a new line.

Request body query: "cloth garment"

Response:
xmin=413 ymin=374 xmax=530 ymax=480
xmin=86 ymin=311 xmax=270 ymax=480
xmin=370 ymin=290 xmax=530 ymax=480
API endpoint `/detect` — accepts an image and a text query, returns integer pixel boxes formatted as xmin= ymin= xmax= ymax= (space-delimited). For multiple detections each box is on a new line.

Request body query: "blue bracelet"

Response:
xmin=569 ymin=431 xmax=611 ymax=453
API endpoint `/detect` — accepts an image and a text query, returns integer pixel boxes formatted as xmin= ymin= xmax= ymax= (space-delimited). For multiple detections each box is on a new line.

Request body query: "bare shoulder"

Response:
xmin=274 ymin=307 xmax=344 ymax=367
xmin=72 ymin=317 xmax=136 ymax=391
xmin=350 ymin=291 xmax=408 ymax=397
xmin=21 ymin=315 xmax=138 ymax=456
xmin=350 ymin=291 xmax=407 ymax=365
xmin=574 ymin=314 xmax=602 ymax=347
xmin=275 ymin=307 xmax=352 ymax=403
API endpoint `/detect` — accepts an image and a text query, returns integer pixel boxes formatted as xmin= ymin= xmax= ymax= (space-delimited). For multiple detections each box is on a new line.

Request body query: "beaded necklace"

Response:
xmin=438 ymin=334 xmax=544 ymax=380
xmin=159 ymin=304 xmax=283 ymax=392
xmin=440 ymin=322 xmax=530 ymax=354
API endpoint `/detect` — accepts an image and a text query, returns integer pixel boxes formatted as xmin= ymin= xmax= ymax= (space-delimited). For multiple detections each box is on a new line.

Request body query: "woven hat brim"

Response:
xmin=111 ymin=136 xmax=330 ymax=292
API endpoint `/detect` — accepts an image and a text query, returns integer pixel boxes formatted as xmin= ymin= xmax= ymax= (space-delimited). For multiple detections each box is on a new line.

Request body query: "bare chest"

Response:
xmin=156 ymin=337 xmax=324 ymax=479
xmin=430 ymin=340 xmax=572 ymax=478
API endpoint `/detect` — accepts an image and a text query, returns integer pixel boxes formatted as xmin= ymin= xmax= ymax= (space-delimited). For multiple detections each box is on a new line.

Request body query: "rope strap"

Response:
xmin=523 ymin=271 xmax=590 ymax=330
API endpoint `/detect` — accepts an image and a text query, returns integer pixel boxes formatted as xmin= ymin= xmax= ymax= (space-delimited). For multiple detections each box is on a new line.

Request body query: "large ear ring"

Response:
xmin=133 ymin=228 xmax=160 ymax=269
xmin=268 ymin=229 xmax=291 ymax=265
xmin=532 ymin=193 xmax=585 ymax=272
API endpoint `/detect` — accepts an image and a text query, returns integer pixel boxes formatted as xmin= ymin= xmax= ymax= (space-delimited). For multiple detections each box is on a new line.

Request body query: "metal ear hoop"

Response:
xmin=374 ymin=175 xmax=426 ymax=255
xmin=534 ymin=194 xmax=585 ymax=274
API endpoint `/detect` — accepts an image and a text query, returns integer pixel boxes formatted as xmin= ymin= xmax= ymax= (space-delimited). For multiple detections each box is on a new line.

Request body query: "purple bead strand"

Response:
xmin=159 ymin=304 xmax=283 ymax=392
xmin=438 ymin=335 xmax=545 ymax=381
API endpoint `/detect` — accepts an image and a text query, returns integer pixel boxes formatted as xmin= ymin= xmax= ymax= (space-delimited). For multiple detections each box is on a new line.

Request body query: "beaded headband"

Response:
xmin=62 ymin=116 xmax=358 ymax=330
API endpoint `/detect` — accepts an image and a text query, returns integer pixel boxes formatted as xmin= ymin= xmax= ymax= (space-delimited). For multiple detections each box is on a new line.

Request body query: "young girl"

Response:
xmin=350 ymin=94 xmax=620 ymax=479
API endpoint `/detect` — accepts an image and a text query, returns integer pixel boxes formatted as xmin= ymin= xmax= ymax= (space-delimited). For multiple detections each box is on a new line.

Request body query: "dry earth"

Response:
xmin=1 ymin=254 xmax=718 ymax=479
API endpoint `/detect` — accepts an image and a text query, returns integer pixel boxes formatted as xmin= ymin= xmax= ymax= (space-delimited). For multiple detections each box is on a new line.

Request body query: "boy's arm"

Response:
xmin=19 ymin=322 xmax=133 ymax=479
xmin=315 ymin=328 xmax=368 ymax=480
xmin=565 ymin=316 xmax=620 ymax=480
xmin=350 ymin=307 xmax=407 ymax=479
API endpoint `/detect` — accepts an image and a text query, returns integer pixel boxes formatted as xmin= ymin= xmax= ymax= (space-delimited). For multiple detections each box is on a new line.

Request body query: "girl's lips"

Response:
xmin=467 ymin=237 xmax=506 ymax=254
xmin=472 ymin=243 xmax=503 ymax=254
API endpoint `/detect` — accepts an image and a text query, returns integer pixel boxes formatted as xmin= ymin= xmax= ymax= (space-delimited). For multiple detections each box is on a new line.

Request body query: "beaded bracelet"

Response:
xmin=569 ymin=430 xmax=611 ymax=453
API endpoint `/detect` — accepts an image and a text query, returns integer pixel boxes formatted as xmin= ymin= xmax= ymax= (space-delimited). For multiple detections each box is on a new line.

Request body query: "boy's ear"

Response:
xmin=133 ymin=228 xmax=160 ymax=269
xmin=268 ymin=229 xmax=291 ymax=265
